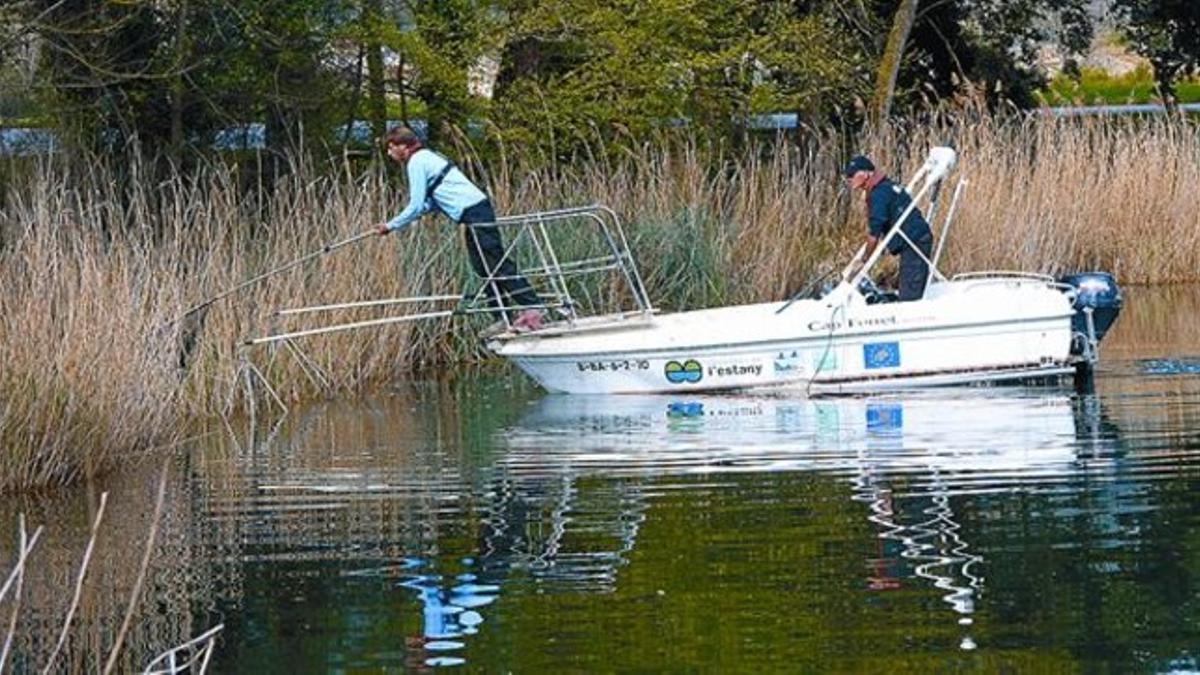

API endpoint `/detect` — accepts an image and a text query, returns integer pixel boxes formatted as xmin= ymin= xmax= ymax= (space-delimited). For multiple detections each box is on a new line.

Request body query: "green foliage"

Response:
xmin=1040 ymin=65 xmax=1200 ymax=105
xmin=489 ymin=0 xmax=867 ymax=150
xmin=17 ymin=0 xmax=359 ymax=155
xmin=375 ymin=1 xmax=501 ymax=138
xmin=0 ymin=9 xmax=37 ymax=122
xmin=1112 ymin=0 xmax=1200 ymax=100
xmin=30 ymin=1 xmax=164 ymax=146
xmin=630 ymin=207 xmax=731 ymax=311
xmin=3 ymin=0 xmax=1135 ymax=164
xmin=190 ymin=0 xmax=354 ymax=152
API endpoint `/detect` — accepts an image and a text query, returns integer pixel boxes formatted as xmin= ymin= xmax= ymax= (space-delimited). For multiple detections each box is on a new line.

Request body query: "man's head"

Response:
xmin=843 ymin=155 xmax=875 ymax=190
xmin=384 ymin=126 xmax=422 ymax=163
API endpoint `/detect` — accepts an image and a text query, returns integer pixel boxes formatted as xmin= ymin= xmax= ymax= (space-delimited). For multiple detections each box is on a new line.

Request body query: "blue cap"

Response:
xmin=843 ymin=155 xmax=874 ymax=178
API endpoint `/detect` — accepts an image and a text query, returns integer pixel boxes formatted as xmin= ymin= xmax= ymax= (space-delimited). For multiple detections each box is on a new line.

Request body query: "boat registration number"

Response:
xmin=576 ymin=359 xmax=651 ymax=373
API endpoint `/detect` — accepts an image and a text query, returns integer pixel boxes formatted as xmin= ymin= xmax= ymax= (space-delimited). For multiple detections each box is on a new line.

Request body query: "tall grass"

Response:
xmin=2 ymin=112 xmax=1199 ymax=492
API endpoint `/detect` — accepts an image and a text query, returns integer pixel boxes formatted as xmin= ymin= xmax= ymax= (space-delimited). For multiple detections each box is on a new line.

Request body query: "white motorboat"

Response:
xmin=485 ymin=147 xmax=1122 ymax=395
xmin=493 ymin=278 xmax=1075 ymax=394
xmin=244 ymin=147 xmax=1122 ymax=397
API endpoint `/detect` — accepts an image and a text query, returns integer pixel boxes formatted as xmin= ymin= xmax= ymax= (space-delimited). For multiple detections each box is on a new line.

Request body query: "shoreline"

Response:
xmin=3 ymin=113 xmax=1199 ymax=493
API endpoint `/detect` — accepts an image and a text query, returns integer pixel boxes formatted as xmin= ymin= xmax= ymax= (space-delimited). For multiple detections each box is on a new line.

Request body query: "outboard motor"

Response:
xmin=1059 ymin=272 xmax=1123 ymax=356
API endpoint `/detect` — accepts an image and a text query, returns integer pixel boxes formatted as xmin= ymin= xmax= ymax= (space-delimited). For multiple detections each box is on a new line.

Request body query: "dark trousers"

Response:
xmin=460 ymin=200 xmax=540 ymax=312
xmin=898 ymin=235 xmax=934 ymax=302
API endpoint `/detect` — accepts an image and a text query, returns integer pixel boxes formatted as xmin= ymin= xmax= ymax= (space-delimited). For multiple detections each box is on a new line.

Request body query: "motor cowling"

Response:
xmin=1059 ymin=272 xmax=1122 ymax=354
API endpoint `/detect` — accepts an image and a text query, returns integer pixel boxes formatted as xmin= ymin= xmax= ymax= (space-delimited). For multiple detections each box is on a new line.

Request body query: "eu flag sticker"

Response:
xmin=863 ymin=342 xmax=901 ymax=369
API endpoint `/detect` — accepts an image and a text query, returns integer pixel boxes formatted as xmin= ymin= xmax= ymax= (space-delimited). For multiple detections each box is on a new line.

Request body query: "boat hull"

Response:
xmin=490 ymin=279 xmax=1077 ymax=395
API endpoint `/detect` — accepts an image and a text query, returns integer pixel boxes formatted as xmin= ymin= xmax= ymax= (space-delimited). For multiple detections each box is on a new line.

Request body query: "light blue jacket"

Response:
xmin=385 ymin=148 xmax=488 ymax=232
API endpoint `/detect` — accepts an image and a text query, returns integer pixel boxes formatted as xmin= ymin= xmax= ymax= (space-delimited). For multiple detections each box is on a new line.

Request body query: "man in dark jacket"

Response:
xmin=843 ymin=155 xmax=934 ymax=302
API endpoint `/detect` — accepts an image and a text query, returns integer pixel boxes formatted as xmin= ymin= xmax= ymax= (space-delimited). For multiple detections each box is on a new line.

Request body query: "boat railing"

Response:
xmin=948 ymin=272 xmax=1079 ymax=303
xmin=941 ymin=273 xmax=1082 ymax=318
xmin=950 ymin=271 xmax=1057 ymax=283
xmin=241 ymin=204 xmax=654 ymax=348
xmin=479 ymin=204 xmax=653 ymax=320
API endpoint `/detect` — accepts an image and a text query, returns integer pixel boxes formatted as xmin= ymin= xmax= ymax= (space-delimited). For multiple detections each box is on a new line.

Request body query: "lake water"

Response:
xmin=4 ymin=285 xmax=1200 ymax=672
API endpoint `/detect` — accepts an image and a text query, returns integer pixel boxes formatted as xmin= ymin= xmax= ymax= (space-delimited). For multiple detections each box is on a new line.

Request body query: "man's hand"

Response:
xmin=376 ymin=223 xmax=391 ymax=236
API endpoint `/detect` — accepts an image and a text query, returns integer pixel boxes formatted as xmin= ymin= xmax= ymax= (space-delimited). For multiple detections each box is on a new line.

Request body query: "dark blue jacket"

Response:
xmin=868 ymin=177 xmax=932 ymax=255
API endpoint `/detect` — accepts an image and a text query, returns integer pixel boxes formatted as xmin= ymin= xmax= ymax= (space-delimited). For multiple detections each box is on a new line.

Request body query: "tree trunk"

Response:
xmin=872 ymin=0 xmax=919 ymax=123
xmin=170 ymin=0 xmax=189 ymax=164
xmin=342 ymin=47 xmax=365 ymax=145
xmin=364 ymin=0 xmax=387 ymax=139
xmin=1151 ymin=56 xmax=1179 ymax=113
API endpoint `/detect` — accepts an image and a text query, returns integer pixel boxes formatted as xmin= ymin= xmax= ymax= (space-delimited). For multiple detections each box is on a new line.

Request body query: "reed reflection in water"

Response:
xmin=2 ymin=285 xmax=1200 ymax=671
xmin=0 ymin=460 xmax=236 ymax=673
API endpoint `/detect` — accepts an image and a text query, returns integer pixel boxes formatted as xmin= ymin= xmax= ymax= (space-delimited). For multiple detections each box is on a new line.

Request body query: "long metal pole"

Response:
xmin=775 ymin=264 xmax=835 ymax=315
xmin=170 ymin=230 xmax=376 ymax=325
xmin=275 ymin=295 xmax=460 ymax=316
xmin=243 ymin=309 xmax=456 ymax=346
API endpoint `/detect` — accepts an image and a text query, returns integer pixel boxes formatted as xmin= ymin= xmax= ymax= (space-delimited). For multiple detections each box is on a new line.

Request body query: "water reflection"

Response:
xmin=396 ymin=561 xmax=494 ymax=668
xmin=853 ymin=471 xmax=984 ymax=651
xmin=0 ymin=461 xmax=235 ymax=673
xmin=499 ymin=390 xmax=1116 ymax=649
xmin=5 ymin=285 xmax=1200 ymax=671
xmin=198 ymin=377 xmax=1198 ymax=669
xmin=504 ymin=391 xmax=1088 ymax=486
xmin=1142 ymin=358 xmax=1200 ymax=375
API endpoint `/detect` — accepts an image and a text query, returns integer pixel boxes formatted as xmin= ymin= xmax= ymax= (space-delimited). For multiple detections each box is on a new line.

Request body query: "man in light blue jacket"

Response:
xmin=376 ymin=126 xmax=543 ymax=331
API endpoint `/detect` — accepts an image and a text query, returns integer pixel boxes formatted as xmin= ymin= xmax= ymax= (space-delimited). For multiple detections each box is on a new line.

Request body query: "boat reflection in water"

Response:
xmin=500 ymin=390 xmax=1120 ymax=650
xmin=505 ymin=390 xmax=1089 ymax=481
xmin=183 ymin=384 xmax=1134 ymax=670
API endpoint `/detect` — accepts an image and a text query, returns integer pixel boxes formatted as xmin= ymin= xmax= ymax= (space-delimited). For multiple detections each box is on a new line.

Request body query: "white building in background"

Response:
xmin=376 ymin=47 xmax=501 ymax=102
xmin=468 ymin=54 xmax=500 ymax=100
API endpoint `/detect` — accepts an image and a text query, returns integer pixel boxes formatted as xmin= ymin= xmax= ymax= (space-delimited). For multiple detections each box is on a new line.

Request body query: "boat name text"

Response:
xmin=808 ymin=315 xmax=898 ymax=332
xmin=708 ymin=363 xmax=763 ymax=378
xmin=807 ymin=313 xmax=939 ymax=332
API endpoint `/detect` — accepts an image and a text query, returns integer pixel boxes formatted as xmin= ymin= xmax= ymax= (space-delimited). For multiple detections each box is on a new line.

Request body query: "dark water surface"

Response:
xmin=5 ymin=285 xmax=1200 ymax=672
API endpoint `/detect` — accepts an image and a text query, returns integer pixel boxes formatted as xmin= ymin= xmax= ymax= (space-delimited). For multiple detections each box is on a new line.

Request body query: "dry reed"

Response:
xmin=1 ymin=112 xmax=1198 ymax=492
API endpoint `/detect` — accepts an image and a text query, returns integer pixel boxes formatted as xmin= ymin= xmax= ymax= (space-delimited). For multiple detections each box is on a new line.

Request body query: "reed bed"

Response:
xmin=1 ymin=113 xmax=1198 ymax=492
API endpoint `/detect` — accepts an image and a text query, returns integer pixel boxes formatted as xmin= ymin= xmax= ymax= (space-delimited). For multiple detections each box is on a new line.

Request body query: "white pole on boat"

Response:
xmin=928 ymin=178 xmax=967 ymax=288
xmin=275 ymin=295 xmax=461 ymax=316
xmin=847 ymin=195 xmax=924 ymax=289
xmin=243 ymin=309 xmax=457 ymax=346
